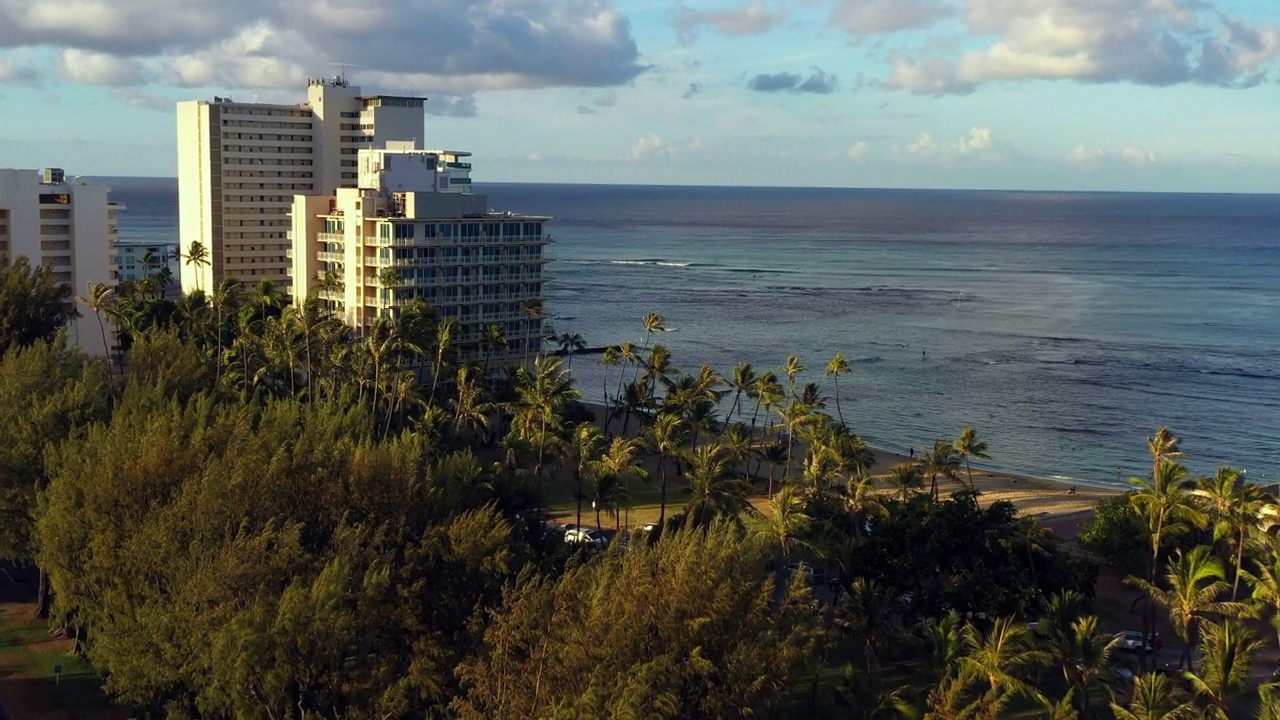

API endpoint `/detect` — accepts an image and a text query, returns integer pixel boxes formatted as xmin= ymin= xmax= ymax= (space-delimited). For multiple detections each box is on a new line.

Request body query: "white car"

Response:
xmin=564 ymin=528 xmax=606 ymax=547
xmin=1112 ymin=631 xmax=1154 ymax=653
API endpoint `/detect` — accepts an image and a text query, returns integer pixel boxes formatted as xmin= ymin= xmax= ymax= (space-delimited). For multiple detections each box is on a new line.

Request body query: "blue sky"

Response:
xmin=1 ymin=0 xmax=1278 ymax=192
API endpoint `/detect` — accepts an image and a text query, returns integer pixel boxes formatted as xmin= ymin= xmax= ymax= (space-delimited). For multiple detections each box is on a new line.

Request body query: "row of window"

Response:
xmin=224 ymin=182 xmax=314 ymax=191
xmin=222 ymin=145 xmax=313 ymax=154
xmin=221 ymin=108 xmax=310 ymax=118
xmin=225 ymin=220 xmax=290 ymax=227
xmin=224 ymin=158 xmax=314 ymax=166
xmin=221 ymin=120 xmax=313 ymax=129
xmin=225 ymin=231 xmax=289 ymax=240
xmin=223 ymin=171 xmax=314 ymax=179
xmin=225 ymin=195 xmax=293 ymax=204
xmin=223 ymin=133 xmax=312 ymax=142
xmin=378 ymin=222 xmax=545 ymax=240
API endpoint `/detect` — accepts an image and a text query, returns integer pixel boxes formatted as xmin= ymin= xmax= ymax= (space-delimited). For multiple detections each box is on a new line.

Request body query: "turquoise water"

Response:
xmin=107 ymin=178 xmax=1280 ymax=487
xmin=482 ymin=184 xmax=1280 ymax=488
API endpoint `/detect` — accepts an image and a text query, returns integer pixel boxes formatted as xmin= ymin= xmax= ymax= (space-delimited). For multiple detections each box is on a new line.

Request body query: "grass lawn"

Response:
xmin=541 ymin=453 xmax=777 ymax=531
xmin=0 ymin=603 xmax=124 ymax=720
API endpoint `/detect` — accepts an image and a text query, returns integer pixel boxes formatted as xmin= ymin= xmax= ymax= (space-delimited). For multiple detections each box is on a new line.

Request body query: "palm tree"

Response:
xmin=512 ymin=356 xmax=582 ymax=513
xmin=1110 ymin=673 xmax=1199 ymax=720
xmin=519 ymin=298 xmax=544 ymax=366
xmin=1130 ymin=457 xmax=1200 ymax=670
xmin=75 ymin=282 xmax=116 ymax=373
xmin=921 ymin=612 xmax=966 ymax=683
xmin=480 ymin=323 xmax=508 ymax=378
xmin=748 ymin=371 xmax=781 ymax=432
xmin=641 ymin=312 xmax=665 ymax=350
xmin=1243 ymin=552 xmax=1280 ymax=652
xmin=427 ymin=317 xmax=456 ymax=407
xmin=1127 ymin=546 xmax=1243 ymax=671
xmin=1191 ymin=466 xmax=1268 ymax=600
xmin=774 ymin=398 xmax=813 ymax=472
xmin=846 ymin=471 xmax=885 ymax=544
xmin=888 ymin=463 xmax=924 ymax=502
xmin=825 ymin=353 xmax=852 ymax=427
xmin=597 ymin=345 xmax=620 ymax=426
xmin=253 ymin=279 xmax=285 ymax=329
xmin=959 ymin=617 xmax=1049 ymax=714
xmin=954 ymin=426 xmax=990 ymax=494
xmin=183 ymin=240 xmax=210 ymax=291
xmin=755 ymin=484 xmax=814 ymax=558
xmin=921 ymin=439 xmax=963 ymax=501
xmin=782 ymin=354 xmax=805 ymax=399
xmin=726 ymin=361 xmax=756 ymax=426
xmin=720 ymin=422 xmax=755 ymax=486
xmin=1013 ymin=516 xmax=1052 ymax=588
xmin=556 ymin=331 xmax=586 ymax=371
xmin=647 ymin=412 xmax=689 ymax=530
xmin=1185 ymin=619 xmax=1264 ymax=719
xmin=758 ymin=442 xmax=788 ymax=499
xmin=595 ymin=437 xmax=646 ymax=530
xmin=684 ymin=443 xmax=755 ymax=531
xmin=560 ymin=424 xmax=604 ymax=530
xmin=1041 ymin=597 xmax=1118 ymax=718
xmin=451 ymin=365 xmax=491 ymax=441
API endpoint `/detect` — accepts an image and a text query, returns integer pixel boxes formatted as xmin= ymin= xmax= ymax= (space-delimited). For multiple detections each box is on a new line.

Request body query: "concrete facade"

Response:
xmin=0 ymin=168 xmax=120 ymax=355
xmin=177 ymin=77 xmax=426 ymax=295
xmin=291 ymin=146 xmax=549 ymax=369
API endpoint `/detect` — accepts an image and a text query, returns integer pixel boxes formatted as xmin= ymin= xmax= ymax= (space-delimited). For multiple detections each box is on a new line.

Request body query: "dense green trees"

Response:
xmin=0 ymin=256 xmax=78 ymax=354
xmin=454 ymin=525 xmax=821 ymax=719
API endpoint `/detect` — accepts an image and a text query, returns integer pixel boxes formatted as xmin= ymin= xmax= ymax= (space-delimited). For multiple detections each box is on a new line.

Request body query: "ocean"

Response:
xmin=103 ymin=177 xmax=1280 ymax=488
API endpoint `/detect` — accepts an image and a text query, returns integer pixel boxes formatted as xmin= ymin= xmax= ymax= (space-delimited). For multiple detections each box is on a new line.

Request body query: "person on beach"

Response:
xmin=909 ymin=447 xmax=915 ymax=459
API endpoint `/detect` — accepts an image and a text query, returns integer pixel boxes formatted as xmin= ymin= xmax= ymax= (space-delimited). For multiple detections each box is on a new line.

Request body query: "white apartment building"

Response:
xmin=291 ymin=143 xmax=550 ymax=367
xmin=177 ymin=76 xmax=427 ymax=294
xmin=0 ymin=168 xmax=120 ymax=355
xmin=114 ymin=240 xmax=181 ymax=299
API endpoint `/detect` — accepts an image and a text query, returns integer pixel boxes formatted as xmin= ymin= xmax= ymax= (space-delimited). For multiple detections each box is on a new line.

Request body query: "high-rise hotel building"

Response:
xmin=290 ymin=143 xmax=550 ymax=367
xmin=177 ymin=77 xmax=427 ymax=294
xmin=0 ymin=167 xmax=120 ymax=355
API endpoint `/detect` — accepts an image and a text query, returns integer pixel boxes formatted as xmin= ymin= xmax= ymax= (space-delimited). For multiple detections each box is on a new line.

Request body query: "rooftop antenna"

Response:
xmin=328 ymin=62 xmax=359 ymax=86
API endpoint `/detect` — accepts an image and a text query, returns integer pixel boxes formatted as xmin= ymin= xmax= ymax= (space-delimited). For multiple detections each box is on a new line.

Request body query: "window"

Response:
xmin=394 ymin=223 xmax=415 ymax=240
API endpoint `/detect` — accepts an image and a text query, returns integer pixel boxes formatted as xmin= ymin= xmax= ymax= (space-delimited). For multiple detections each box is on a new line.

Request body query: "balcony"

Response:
xmin=317 ymin=251 xmax=344 ymax=263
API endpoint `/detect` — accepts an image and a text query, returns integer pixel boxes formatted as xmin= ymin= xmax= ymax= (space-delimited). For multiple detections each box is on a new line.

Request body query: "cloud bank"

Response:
xmin=0 ymin=0 xmax=644 ymax=94
xmin=888 ymin=0 xmax=1280 ymax=94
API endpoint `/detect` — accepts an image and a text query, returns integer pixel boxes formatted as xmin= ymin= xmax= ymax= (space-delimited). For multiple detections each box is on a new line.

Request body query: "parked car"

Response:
xmin=785 ymin=562 xmax=825 ymax=585
xmin=1112 ymin=631 xmax=1154 ymax=653
xmin=564 ymin=528 xmax=606 ymax=547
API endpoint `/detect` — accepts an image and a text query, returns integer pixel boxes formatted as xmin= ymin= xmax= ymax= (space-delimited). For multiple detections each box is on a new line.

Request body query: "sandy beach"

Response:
xmin=570 ymin=402 xmax=1118 ymax=528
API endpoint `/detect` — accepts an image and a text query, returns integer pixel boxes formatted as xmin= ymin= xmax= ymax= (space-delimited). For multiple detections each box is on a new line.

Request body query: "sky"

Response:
xmin=0 ymin=0 xmax=1279 ymax=192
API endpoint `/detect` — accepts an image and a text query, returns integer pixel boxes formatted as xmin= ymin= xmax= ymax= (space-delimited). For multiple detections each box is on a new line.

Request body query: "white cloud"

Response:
xmin=0 ymin=0 xmax=643 ymax=94
xmin=629 ymin=133 xmax=703 ymax=161
xmin=899 ymin=127 xmax=999 ymax=160
xmin=673 ymin=0 xmax=786 ymax=45
xmin=59 ymin=48 xmax=146 ymax=85
xmin=1069 ymin=143 xmax=1160 ymax=167
xmin=111 ymin=86 xmax=172 ymax=112
xmin=888 ymin=0 xmax=1280 ymax=94
xmin=0 ymin=56 xmax=40 ymax=84
xmin=847 ymin=141 xmax=869 ymax=161
xmin=829 ymin=0 xmax=954 ymax=36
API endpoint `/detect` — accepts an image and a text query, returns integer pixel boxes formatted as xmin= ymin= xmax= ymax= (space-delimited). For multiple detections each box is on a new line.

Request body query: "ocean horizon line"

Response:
xmin=79 ymin=175 xmax=1280 ymax=198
